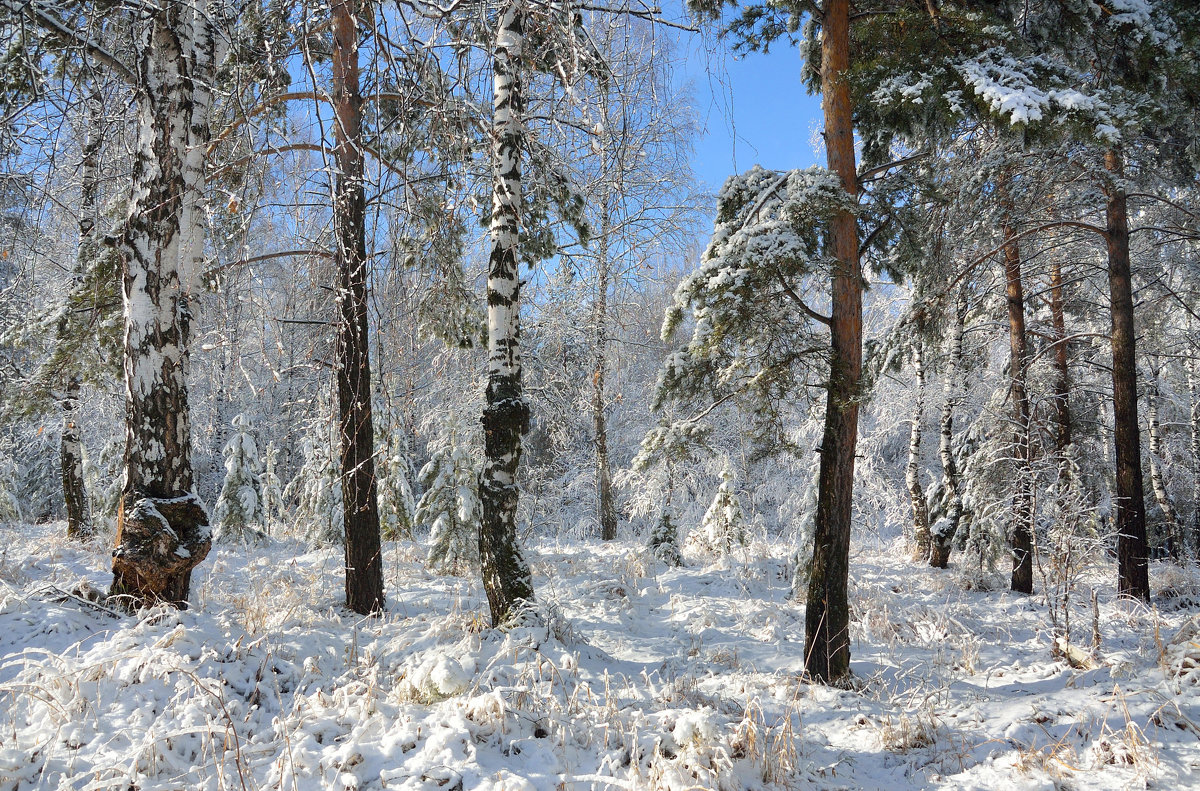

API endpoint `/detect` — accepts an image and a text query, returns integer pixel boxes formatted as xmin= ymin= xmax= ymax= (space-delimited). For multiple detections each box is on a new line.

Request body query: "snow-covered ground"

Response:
xmin=2 ymin=521 xmax=1198 ymax=790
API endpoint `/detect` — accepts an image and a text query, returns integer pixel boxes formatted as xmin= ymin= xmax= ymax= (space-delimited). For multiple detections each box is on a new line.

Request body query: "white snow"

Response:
xmin=2 ymin=521 xmax=1199 ymax=790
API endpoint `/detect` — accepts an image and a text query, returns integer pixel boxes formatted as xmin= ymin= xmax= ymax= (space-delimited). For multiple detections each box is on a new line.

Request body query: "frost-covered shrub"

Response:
xmin=788 ymin=468 xmax=820 ymax=599
xmin=212 ymin=414 xmax=265 ymax=543
xmin=260 ymin=440 xmax=287 ymax=533
xmin=418 ymin=415 xmax=481 ymax=574
xmin=84 ymin=438 xmax=122 ymax=530
xmin=286 ymin=416 xmax=343 ymax=547
xmin=0 ymin=448 xmax=20 ymax=523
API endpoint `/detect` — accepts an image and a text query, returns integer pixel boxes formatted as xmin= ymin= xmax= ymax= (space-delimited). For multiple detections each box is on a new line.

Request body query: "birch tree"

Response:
xmin=478 ymin=0 xmax=535 ymax=625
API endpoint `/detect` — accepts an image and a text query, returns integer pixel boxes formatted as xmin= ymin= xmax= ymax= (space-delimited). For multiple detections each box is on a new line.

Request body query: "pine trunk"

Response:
xmin=930 ymin=291 xmax=965 ymax=569
xmin=907 ymin=339 xmax=930 ymax=560
xmin=1146 ymin=368 xmax=1180 ymax=559
xmin=62 ymin=88 xmax=102 ymax=541
xmin=479 ymin=0 xmax=535 ymax=626
xmin=804 ymin=0 xmax=860 ymax=686
xmin=1049 ymin=259 xmax=1073 ymax=456
xmin=1002 ymin=211 xmax=1034 ymax=594
xmin=1105 ymin=149 xmax=1150 ymax=600
xmin=594 ymin=193 xmax=617 ymax=541
xmin=332 ymin=0 xmax=384 ymax=615
xmin=111 ymin=5 xmax=214 ymax=607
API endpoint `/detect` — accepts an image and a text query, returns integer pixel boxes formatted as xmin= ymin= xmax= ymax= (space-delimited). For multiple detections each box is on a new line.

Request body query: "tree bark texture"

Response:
xmin=804 ymin=0 xmax=860 ymax=686
xmin=930 ymin=291 xmax=966 ymax=569
xmin=1049 ymin=259 xmax=1073 ymax=456
xmin=1002 ymin=211 xmax=1034 ymax=595
xmin=1104 ymin=149 xmax=1149 ymax=600
xmin=111 ymin=4 xmax=214 ymax=607
xmin=1146 ymin=368 xmax=1180 ymax=559
xmin=594 ymin=191 xmax=618 ymax=541
xmin=479 ymin=0 xmax=535 ymax=627
xmin=332 ymin=0 xmax=384 ymax=615
xmin=907 ymin=339 xmax=931 ymax=561
xmin=62 ymin=87 xmax=102 ymax=541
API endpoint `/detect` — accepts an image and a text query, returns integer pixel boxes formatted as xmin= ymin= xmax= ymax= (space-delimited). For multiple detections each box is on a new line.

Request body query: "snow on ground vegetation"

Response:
xmin=1 ymin=521 xmax=1199 ymax=790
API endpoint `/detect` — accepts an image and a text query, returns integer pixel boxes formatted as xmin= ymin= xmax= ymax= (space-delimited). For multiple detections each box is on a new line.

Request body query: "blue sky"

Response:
xmin=683 ymin=41 xmax=825 ymax=192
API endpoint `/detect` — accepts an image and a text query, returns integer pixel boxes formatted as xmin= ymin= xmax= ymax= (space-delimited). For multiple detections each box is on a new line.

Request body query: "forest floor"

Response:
xmin=1 ymin=521 xmax=1199 ymax=790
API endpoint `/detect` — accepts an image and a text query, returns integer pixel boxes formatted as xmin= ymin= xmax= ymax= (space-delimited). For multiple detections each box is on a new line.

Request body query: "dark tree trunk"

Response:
xmin=1002 ymin=210 xmax=1034 ymax=595
xmin=1049 ymin=259 xmax=1073 ymax=455
xmin=332 ymin=0 xmax=384 ymax=615
xmin=804 ymin=0 xmax=860 ymax=686
xmin=1105 ymin=149 xmax=1149 ymax=600
xmin=479 ymin=0 xmax=535 ymax=626
xmin=62 ymin=87 xmax=102 ymax=541
xmin=907 ymin=339 xmax=931 ymax=561
xmin=930 ymin=290 xmax=966 ymax=569
xmin=111 ymin=5 xmax=214 ymax=607
xmin=594 ymin=195 xmax=618 ymax=541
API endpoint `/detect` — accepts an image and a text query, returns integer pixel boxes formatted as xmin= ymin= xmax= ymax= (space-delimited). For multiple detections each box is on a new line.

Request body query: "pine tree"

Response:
xmin=419 ymin=419 xmax=482 ymax=574
xmin=698 ymin=463 xmax=746 ymax=555
xmin=648 ymin=511 xmax=683 ymax=567
xmin=288 ymin=417 xmax=344 ymax=548
xmin=212 ymin=414 xmax=265 ymax=543
xmin=378 ymin=440 xmax=417 ymax=542
xmin=329 ymin=0 xmax=384 ymax=616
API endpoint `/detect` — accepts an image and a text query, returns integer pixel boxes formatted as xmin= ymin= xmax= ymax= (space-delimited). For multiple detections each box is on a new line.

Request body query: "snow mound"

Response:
xmin=1164 ymin=614 xmax=1200 ymax=686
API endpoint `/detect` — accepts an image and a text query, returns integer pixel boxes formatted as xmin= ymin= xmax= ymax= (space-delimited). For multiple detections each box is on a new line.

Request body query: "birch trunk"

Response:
xmin=908 ymin=339 xmax=930 ymax=560
xmin=479 ymin=0 xmax=535 ymax=626
xmin=930 ymin=290 xmax=965 ymax=569
xmin=332 ymin=0 xmax=384 ymax=614
xmin=804 ymin=0 xmax=861 ymax=685
xmin=1105 ymin=149 xmax=1149 ymax=600
xmin=110 ymin=4 xmax=214 ymax=607
xmin=62 ymin=87 xmax=102 ymax=541
xmin=1001 ymin=208 xmax=1034 ymax=595
xmin=1146 ymin=367 xmax=1180 ymax=559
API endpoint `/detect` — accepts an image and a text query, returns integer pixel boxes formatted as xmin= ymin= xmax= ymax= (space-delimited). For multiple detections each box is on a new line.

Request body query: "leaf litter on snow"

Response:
xmin=1 ymin=520 xmax=1199 ymax=790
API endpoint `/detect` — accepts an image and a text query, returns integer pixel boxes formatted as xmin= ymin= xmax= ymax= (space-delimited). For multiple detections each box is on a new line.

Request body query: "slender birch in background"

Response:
xmin=479 ymin=0 xmax=535 ymax=626
xmin=907 ymin=337 xmax=930 ymax=561
xmin=61 ymin=85 xmax=102 ymax=541
xmin=1189 ymin=356 xmax=1200 ymax=558
xmin=930 ymin=290 xmax=966 ymax=569
xmin=1146 ymin=363 xmax=1180 ymax=559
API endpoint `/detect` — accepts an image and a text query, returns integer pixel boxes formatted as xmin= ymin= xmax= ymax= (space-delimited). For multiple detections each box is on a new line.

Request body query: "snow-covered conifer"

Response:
xmin=379 ymin=443 xmax=417 ymax=541
xmin=697 ymin=462 xmax=746 ymax=555
xmin=419 ymin=417 xmax=481 ymax=574
xmin=287 ymin=417 xmax=344 ymax=547
xmin=212 ymin=414 xmax=265 ymax=543
xmin=648 ymin=511 xmax=682 ymax=567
